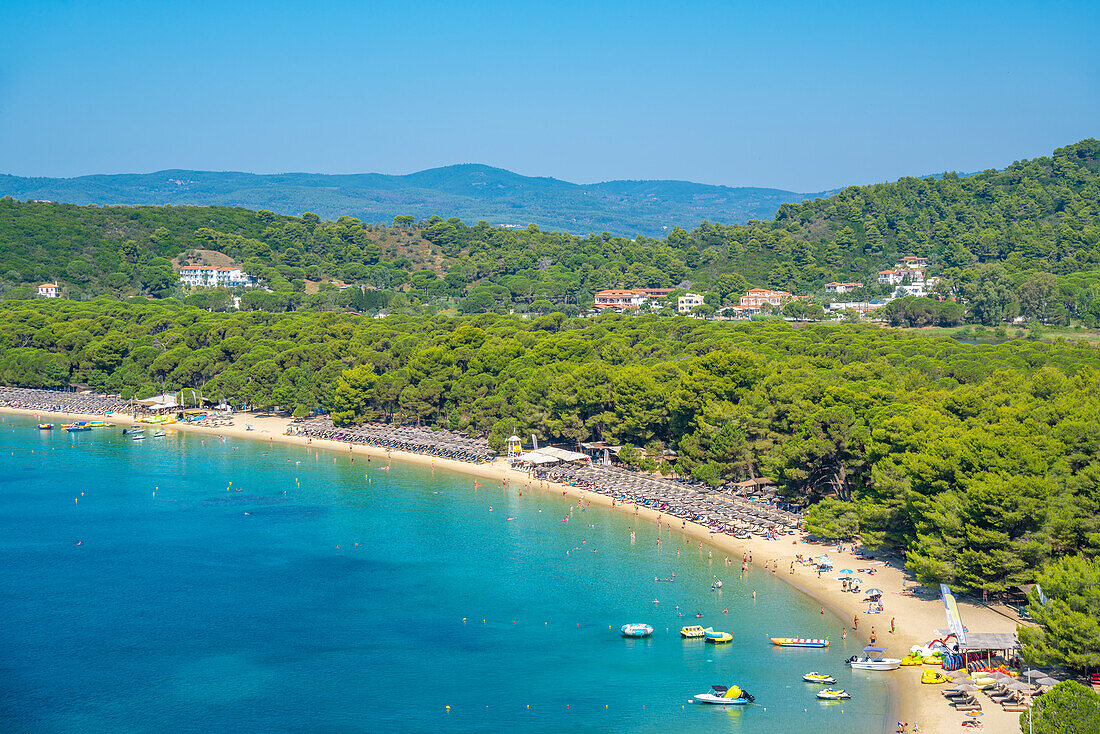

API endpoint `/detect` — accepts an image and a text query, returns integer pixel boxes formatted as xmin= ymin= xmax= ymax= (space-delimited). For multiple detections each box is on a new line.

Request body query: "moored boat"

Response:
xmin=704 ymin=629 xmax=732 ymax=644
xmin=64 ymin=423 xmax=91 ymax=432
xmin=771 ymin=637 xmax=829 ymax=648
xmin=802 ymin=672 xmax=837 ymax=684
xmin=620 ymin=623 xmax=653 ymax=638
xmin=680 ymin=625 xmax=709 ymax=638
xmin=693 ymin=684 xmax=754 ymax=705
xmin=132 ymin=433 xmax=146 ymax=441
xmin=846 ymin=646 xmax=901 ymax=671
xmin=37 ymin=423 xmax=53 ymax=430
xmin=152 ymin=431 xmax=166 ymax=438
xmin=816 ymin=688 xmax=851 ymax=700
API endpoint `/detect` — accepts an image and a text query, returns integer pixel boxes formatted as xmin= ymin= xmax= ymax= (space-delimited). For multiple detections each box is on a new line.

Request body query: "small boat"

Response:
xmin=816 ymin=688 xmax=851 ymax=700
xmin=693 ymin=684 xmax=754 ymax=705
xmin=846 ymin=646 xmax=901 ymax=671
xmin=132 ymin=433 xmax=146 ymax=441
xmin=802 ymin=672 xmax=837 ymax=684
xmin=771 ymin=637 xmax=829 ymax=648
xmin=681 ymin=625 xmax=709 ymax=639
xmin=704 ymin=630 xmax=733 ymax=644
xmin=152 ymin=431 xmax=166 ymax=438
xmin=37 ymin=423 xmax=53 ymax=430
xmin=86 ymin=421 xmax=112 ymax=428
xmin=621 ymin=623 xmax=653 ymax=638
xmin=64 ymin=423 xmax=91 ymax=432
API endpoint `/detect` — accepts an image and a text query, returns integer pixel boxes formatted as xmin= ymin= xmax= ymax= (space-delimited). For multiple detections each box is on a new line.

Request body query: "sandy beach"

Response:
xmin=3 ymin=406 xmax=1027 ymax=733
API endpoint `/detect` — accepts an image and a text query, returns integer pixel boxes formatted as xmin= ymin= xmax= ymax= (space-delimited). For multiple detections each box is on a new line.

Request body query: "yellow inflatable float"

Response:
xmin=921 ymin=668 xmax=951 ymax=685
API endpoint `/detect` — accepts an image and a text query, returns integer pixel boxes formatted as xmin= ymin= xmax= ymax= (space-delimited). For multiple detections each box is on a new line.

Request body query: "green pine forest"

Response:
xmin=4 ymin=140 xmax=1100 ymax=667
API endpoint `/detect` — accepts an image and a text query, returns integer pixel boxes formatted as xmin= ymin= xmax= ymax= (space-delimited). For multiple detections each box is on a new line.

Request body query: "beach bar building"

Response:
xmin=135 ymin=393 xmax=180 ymax=414
xmin=515 ymin=447 xmax=591 ymax=466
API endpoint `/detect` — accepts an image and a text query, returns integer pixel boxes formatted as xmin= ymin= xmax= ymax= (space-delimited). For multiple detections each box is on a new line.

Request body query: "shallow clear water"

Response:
xmin=0 ymin=416 xmax=890 ymax=732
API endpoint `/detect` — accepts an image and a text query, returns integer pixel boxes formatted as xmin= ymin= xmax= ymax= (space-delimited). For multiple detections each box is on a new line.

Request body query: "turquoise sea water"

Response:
xmin=0 ymin=415 xmax=891 ymax=733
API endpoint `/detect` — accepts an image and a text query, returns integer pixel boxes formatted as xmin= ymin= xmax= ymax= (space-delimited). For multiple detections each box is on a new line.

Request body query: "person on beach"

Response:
xmin=842 ymin=627 xmax=847 ymax=640
xmin=853 ymin=614 xmax=858 ymax=630
xmin=869 ymin=627 xmax=877 ymax=645
xmin=751 ymin=590 xmax=756 ymax=599
xmin=890 ymin=617 xmax=895 ymax=633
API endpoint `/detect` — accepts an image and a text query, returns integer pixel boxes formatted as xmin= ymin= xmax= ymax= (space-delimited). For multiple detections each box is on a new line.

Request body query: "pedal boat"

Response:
xmin=704 ymin=629 xmax=732 ymax=644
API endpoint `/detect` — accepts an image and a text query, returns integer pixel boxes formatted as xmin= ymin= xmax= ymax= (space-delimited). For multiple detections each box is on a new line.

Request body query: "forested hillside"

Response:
xmin=3 ymin=298 xmax=1100 ymax=596
xmin=0 ymin=165 xmax=815 ymax=237
xmin=2 ymin=140 xmax=1100 ymax=326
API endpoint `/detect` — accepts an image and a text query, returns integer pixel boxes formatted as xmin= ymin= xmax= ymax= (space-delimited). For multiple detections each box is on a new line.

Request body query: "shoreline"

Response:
xmin=3 ymin=406 xmax=1024 ymax=732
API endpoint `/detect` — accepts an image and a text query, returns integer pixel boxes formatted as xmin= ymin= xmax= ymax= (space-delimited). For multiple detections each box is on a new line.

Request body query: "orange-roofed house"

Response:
xmin=738 ymin=288 xmax=791 ymax=308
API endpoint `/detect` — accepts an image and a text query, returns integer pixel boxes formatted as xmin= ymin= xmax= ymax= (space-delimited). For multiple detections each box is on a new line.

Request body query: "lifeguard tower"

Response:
xmin=506 ymin=434 xmax=522 ymax=463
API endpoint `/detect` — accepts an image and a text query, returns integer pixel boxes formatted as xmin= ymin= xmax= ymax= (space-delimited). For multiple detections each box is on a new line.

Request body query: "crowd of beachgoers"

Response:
xmin=289 ymin=416 xmax=497 ymax=463
xmin=532 ymin=463 xmax=802 ymax=536
xmin=0 ymin=387 xmax=129 ymax=415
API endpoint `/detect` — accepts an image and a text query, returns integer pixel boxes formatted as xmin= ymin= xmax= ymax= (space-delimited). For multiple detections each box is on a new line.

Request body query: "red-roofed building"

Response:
xmin=593 ymin=288 xmax=674 ymax=311
xmin=738 ymin=288 xmax=791 ymax=307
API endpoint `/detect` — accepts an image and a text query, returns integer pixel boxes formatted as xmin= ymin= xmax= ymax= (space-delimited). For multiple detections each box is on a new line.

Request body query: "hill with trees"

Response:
xmin=2 ymin=139 xmax=1099 ymax=328
xmin=0 ymin=165 xmax=818 ymax=237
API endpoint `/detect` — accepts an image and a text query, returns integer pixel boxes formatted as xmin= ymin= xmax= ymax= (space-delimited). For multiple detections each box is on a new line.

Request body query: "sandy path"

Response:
xmin=3 ymin=407 xmax=1029 ymax=733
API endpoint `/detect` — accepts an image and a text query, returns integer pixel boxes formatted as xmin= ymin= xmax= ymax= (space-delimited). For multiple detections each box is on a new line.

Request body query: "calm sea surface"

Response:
xmin=0 ymin=415 xmax=890 ymax=733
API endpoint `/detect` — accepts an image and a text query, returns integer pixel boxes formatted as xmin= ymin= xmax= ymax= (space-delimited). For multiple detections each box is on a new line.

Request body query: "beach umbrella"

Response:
xmin=1022 ymin=670 xmax=1048 ymax=681
xmin=839 ymin=569 xmax=854 ymax=574
xmin=990 ymin=672 xmax=1014 ymax=682
xmin=1005 ymin=681 xmax=1031 ymax=692
xmin=865 ymin=588 xmax=884 ymax=597
xmin=947 ymin=669 xmax=970 ymax=679
xmin=1034 ymin=676 xmax=1059 ymax=687
xmin=952 ymin=683 xmax=979 ymax=691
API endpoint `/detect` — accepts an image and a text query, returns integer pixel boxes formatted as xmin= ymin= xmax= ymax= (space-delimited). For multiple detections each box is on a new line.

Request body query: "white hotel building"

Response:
xmin=178 ymin=266 xmax=256 ymax=289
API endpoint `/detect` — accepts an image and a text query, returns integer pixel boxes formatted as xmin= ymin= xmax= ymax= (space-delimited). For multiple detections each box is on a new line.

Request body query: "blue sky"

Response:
xmin=2 ymin=0 xmax=1098 ymax=190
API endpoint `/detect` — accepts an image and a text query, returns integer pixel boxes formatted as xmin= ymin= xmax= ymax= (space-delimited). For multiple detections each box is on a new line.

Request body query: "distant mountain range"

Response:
xmin=0 ymin=165 xmax=826 ymax=236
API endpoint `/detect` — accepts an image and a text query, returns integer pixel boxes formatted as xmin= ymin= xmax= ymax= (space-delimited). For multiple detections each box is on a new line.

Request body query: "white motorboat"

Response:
xmin=152 ymin=431 xmax=166 ymax=438
xmin=846 ymin=646 xmax=901 ymax=671
xmin=816 ymin=688 xmax=851 ymax=700
xmin=802 ymin=672 xmax=837 ymax=684
xmin=693 ymin=685 xmax=754 ymax=705
xmin=132 ymin=433 xmax=146 ymax=440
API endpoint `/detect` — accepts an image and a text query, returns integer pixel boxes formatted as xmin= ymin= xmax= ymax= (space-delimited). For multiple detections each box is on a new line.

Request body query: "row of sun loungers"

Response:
xmin=0 ymin=387 xmax=130 ymax=415
xmin=531 ymin=463 xmax=801 ymax=536
xmin=290 ymin=417 xmax=497 ymax=463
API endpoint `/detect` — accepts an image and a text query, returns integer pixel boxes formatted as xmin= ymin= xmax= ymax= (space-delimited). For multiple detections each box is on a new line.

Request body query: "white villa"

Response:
xmin=824 ymin=281 xmax=863 ymax=294
xmin=37 ymin=282 xmax=60 ymax=298
xmin=178 ymin=266 xmax=256 ymax=289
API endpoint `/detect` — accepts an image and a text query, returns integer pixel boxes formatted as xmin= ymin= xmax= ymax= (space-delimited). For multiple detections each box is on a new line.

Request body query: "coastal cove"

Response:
xmin=0 ymin=412 xmax=897 ymax=733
